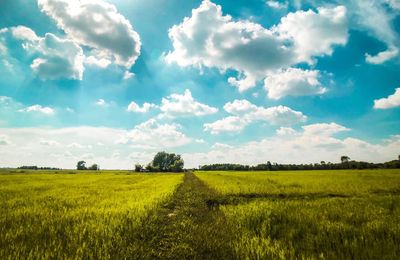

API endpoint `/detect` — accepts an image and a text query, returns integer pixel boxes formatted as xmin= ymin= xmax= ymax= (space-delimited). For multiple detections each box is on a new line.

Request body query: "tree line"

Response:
xmin=198 ymin=156 xmax=400 ymax=171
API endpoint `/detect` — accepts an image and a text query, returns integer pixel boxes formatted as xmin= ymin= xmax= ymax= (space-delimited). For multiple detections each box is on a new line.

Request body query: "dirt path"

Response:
xmin=121 ymin=172 xmax=236 ymax=259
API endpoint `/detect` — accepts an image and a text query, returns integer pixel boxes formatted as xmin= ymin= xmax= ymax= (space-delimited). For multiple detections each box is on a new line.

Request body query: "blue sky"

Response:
xmin=0 ymin=0 xmax=399 ymax=169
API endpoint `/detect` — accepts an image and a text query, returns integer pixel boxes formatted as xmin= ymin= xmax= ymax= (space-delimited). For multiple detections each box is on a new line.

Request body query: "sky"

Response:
xmin=0 ymin=0 xmax=399 ymax=169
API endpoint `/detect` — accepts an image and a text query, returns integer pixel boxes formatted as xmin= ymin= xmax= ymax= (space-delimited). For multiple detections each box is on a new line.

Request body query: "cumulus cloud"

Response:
xmin=2 ymin=26 xmax=84 ymax=80
xmin=30 ymin=33 xmax=84 ymax=80
xmin=38 ymin=0 xmax=141 ymax=69
xmin=264 ymin=68 xmax=327 ymax=99
xmin=204 ymin=116 xmax=247 ymax=134
xmin=160 ymin=89 xmax=218 ymax=117
xmin=374 ymin=88 xmax=400 ymax=109
xmin=166 ymin=1 xmax=347 ymax=92
xmin=11 ymin=26 xmax=40 ymax=41
xmin=205 ymin=99 xmax=306 ymax=134
xmin=125 ymin=119 xmax=191 ymax=148
xmin=18 ymin=105 xmax=55 ymax=115
xmin=276 ymin=5 xmax=348 ymax=64
xmin=127 ymin=101 xmax=157 ymax=113
xmin=266 ymin=1 xmax=288 ymax=9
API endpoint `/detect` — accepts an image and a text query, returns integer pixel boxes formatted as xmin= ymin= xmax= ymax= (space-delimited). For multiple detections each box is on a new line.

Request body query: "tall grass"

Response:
xmin=196 ymin=170 xmax=400 ymax=259
xmin=0 ymin=171 xmax=183 ymax=258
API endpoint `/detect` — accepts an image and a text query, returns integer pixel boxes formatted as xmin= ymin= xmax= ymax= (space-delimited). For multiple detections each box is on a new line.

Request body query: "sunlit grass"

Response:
xmin=196 ymin=169 xmax=400 ymax=259
xmin=0 ymin=170 xmax=183 ymax=258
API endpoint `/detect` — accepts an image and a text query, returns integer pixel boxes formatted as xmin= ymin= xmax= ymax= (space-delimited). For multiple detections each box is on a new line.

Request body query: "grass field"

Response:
xmin=196 ymin=170 xmax=400 ymax=259
xmin=0 ymin=170 xmax=183 ymax=259
xmin=1 ymin=169 xmax=399 ymax=259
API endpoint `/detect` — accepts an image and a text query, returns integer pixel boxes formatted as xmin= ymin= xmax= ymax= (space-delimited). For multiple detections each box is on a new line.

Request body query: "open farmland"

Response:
xmin=0 ymin=170 xmax=183 ymax=259
xmin=196 ymin=170 xmax=400 ymax=259
xmin=1 ymin=169 xmax=399 ymax=259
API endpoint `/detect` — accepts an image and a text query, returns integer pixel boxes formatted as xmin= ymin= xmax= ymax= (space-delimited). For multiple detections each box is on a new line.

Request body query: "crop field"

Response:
xmin=0 ymin=170 xmax=183 ymax=259
xmin=1 ymin=169 xmax=399 ymax=259
xmin=196 ymin=170 xmax=400 ymax=259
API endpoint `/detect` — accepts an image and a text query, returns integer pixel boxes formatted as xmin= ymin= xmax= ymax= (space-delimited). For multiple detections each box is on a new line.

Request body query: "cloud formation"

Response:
xmin=38 ymin=0 xmax=141 ymax=69
xmin=166 ymin=0 xmax=347 ymax=93
xmin=204 ymin=99 xmax=307 ymax=134
xmin=18 ymin=104 xmax=55 ymax=115
xmin=2 ymin=26 xmax=84 ymax=80
xmin=127 ymin=102 xmax=157 ymax=113
xmin=264 ymin=68 xmax=327 ymax=99
xmin=125 ymin=119 xmax=191 ymax=148
xmin=160 ymin=89 xmax=218 ymax=117
xmin=374 ymin=88 xmax=400 ymax=109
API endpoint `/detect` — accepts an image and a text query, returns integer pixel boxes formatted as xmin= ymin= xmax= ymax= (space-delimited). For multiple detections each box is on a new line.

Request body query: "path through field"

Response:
xmin=128 ymin=172 xmax=235 ymax=259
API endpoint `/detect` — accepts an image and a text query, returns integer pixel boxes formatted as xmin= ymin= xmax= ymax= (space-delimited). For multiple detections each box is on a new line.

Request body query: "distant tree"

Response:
xmin=340 ymin=156 xmax=350 ymax=164
xmin=77 ymin=161 xmax=87 ymax=170
xmin=150 ymin=152 xmax=184 ymax=172
xmin=135 ymin=164 xmax=143 ymax=172
xmin=88 ymin=164 xmax=99 ymax=171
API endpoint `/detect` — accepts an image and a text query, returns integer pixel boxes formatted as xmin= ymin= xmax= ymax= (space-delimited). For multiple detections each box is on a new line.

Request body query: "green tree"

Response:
xmin=88 ymin=164 xmax=99 ymax=171
xmin=150 ymin=152 xmax=184 ymax=172
xmin=341 ymin=156 xmax=350 ymax=164
xmin=134 ymin=164 xmax=143 ymax=172
xmin=76 ymin=161 xmax=87 ymax=170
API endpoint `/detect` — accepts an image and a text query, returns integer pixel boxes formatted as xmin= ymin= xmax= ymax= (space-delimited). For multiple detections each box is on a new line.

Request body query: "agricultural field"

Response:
xmin=1 ymin=169 xmax=399 ymax=259
xmin=196 ymin=170 xmax=400 ymax=259
xmin=0 ymin=170 xmax=183 ymax=259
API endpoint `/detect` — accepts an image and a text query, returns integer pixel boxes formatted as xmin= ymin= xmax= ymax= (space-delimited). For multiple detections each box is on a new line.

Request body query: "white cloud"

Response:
xmin=127 ymin=101 xmax=157 ymax=113
xmin=40 ymin=139 xmax=60 ymax=146
xmin=123 ymin=71 xmax=134 ymax=80
xmin=266 ymin=1 xmax=288 ymax=9
xmin=30 ymin=33 xmax=84 ymax=80
xmin=84 ymin=55 xmax=111 ymax=68
xmin=204 ymin=116 xmax=247 ymax=134
xmin=301 ymin=122 xmax=350 ymax=136
xmin=166 ymin=1 xmax=348 ymax=92
xmin=0 ymin=135 xmax=11 ymax=145
xmin=96 ymin=99 xmax=110 ymax=107
xmin=67 ymin=142 xmax=92 ymax=149
xmin=374 ymin=88 xmax=400 ymax=109
xmin=276 ymin=5 xmax=348 ymax=64
xmin=195 ymin=138 xmax=206 ymax=144
xmin=0 ymin=124 xmax=399 ymax=169
xmin=38 ymin=0 xmax=141 ymax=69
xmin=226 ymin=99 xmax=306 ymax=124
xmin=205 ymin=100 xmax=306 ymax=134
xmin=276 ymin=127 xmax=297 ymax=136
xmin=165 ymin=0 xmax=295 ymax=92
xmin=343 ymin=0 xmax=399 ymax=64
xmin=1 ymin=26 xmax=84 ymax=80
xmin=264 ymin=68 xmax=327 ymax=99
xmin=18 ymin=105 xmax=55 ymax=115
xmin=211 ymin=142 xmax=234 ymax=150
xmin=184 ymin=123 xmax=400 ymax=167
xmin=126 ymin=119 xmax=191 ymax=148
xmin=365 ymin=46 xmax=399 ymax=64
xmin=11 ymin=26 xmax=40 ymax=41
xmin=160 ymin=89 xmax=218 ymax=117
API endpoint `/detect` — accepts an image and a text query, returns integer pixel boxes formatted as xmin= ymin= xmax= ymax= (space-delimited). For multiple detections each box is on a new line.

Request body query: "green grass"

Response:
xmin=0 ymin=170 xmax=183 ymax=259
xmin=1 ymin=169 xmax=399 ymax=259
xmin=196 ymin=170 xmax=400 ymax=259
